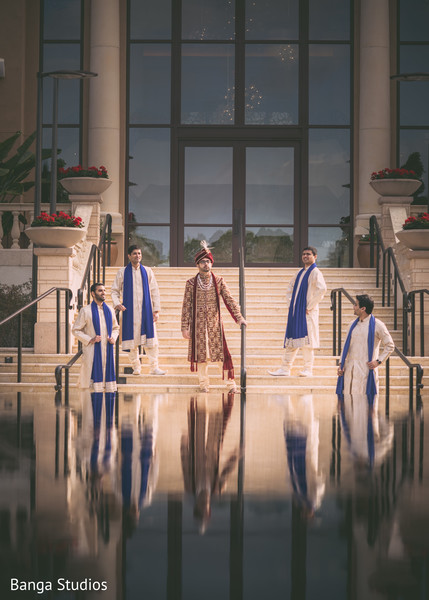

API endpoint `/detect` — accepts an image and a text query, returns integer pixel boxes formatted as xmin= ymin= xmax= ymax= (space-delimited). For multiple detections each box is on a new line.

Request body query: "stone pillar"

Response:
xmin=88 ymin=0 xmax=122 ymax=236
xmin=33 ymin=248 xmax=76 ymax=354
xmin=356 ymin=0 xmax=391 ymax=237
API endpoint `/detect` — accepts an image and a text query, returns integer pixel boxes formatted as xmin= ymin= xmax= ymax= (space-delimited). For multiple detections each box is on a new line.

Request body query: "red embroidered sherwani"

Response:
xmin=181 ymin=275 xmax=243 ymax=365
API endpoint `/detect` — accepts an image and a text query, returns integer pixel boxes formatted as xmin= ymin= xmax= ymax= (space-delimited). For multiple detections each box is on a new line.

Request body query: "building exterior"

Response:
xmin=0 ymin=0 xmax=428 ymax=268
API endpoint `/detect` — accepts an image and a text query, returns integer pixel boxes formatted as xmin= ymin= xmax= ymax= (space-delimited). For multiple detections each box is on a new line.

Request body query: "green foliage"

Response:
xmin=0 ymin=282 xmax=34 ymax=347
xmin=0 ymin=131 xmax=53 ymax=203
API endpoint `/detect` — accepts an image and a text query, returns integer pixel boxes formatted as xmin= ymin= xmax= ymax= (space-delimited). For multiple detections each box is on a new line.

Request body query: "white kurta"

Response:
xmin=111 ymin=265 xmax=161 ymax=349
xmin=285 ymin=266 xmax=327 ymax=348
xmin=72 ymin=303 xmax=120 ymax=389
xmin=343 ymin=317 xmax=395 ymax=395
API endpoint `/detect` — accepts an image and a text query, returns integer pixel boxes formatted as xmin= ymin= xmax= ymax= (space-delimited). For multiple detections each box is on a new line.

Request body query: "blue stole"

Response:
xmin=336 ymin=314 xmax=377 ymax=407
xmin=122 ymin=263 xmax=154 ymax=350
xmin=90 ymin=301 xmax=117 ymax=393
xmin=284 ymin=263 xmax=317 ymax=348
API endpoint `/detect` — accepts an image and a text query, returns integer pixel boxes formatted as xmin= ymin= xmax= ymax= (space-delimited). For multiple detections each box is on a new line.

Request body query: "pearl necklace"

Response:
xmin=197 ymin=274 xmax=213 ymax=291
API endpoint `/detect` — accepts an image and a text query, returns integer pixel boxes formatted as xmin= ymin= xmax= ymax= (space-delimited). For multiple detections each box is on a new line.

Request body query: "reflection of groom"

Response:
xmin=181 ymin=394 xmax=238 ymax=533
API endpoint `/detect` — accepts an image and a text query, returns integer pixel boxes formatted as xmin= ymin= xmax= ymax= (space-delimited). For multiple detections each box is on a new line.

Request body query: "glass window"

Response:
xmin=129 ymin=44 xmax=171 ymax=124
xmin=309 ymin=0 xmax=350 ymax=40
xmin=184 ymin=227 xmax=232 ymax=263
xmin=399 ymin=129 xmax=429 ymax=205
xmin=246 ymin=227 xmax=294 ymax=263
xmin=400 ymin=0 xmax=429 ymax=42
xmin=181 ymin=45 xmax=235 ymax=124
xmin=129 ymin=129 xmax=170 ymax=223
xmin=182 ymin=0 xmax=235 ymax=40
xmin=128 ymin=226 xmax=170 ymax=266
xmin=245 ymin=44 xmax=298 ymax=124
xmin=245 ymin=0 xmax=298 ymax=40
xmin=42 ymin=44 xmax=81 ymax=124
xmin=399 ymin=46 xmax=429 ymax=126
xmin=184 ymin=147 xmax=233 ymax=223
xmin=309 ymin=44 xmax=350 ymax=125
xmin=309 ymin=129 xmax=350 ymax=225
xmin=246 ymin=147 xmax=294 ymax=224
xmin=308 ymin=227 xmax=350 ymax=267
xmin=43 ymin=126 xmax=80 ymax=168
xmin=130 ymin=0 xmax=171 ymax=39
xmin=43 ymin=0 xmax=81 ymax=40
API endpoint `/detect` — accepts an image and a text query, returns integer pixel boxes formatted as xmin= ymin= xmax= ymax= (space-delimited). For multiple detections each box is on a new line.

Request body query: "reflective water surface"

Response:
xmin=0 ymin=390 xmax=427 ymax=599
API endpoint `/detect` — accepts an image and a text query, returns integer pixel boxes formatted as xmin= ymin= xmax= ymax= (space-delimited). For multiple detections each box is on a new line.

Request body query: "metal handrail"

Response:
xmin=0 ymin=287 xmax=72 ymax=382
xmin=238 ymin=220 xmax=247 ymax=392
xmin=369 ymin=216 xmax=410 ymax=351
xmin=330 ymin=287 xmax=423 ymax=410
xmin=54 ymin=348 xmax=83 ymax=403
xmin=408 ymin=289 xmax=429 ymax=356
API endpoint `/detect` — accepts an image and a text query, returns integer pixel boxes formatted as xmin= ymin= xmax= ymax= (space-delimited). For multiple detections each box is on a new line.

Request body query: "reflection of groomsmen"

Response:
xmin=181 ymin=393 xmax=238 ymax=533
xmin=120 ymin=395 xmax=161 ymax=536
xmin=283 ymin=394 xmax=325 ymax=518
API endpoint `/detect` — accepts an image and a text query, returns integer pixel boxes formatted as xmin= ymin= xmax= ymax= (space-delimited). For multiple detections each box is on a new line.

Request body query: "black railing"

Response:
xmin=408 ymin=289 xmax=429 ymax=356
xmin=54 ymin=349 xmax=83 ymax=403
xmin=369 ymin=216 xmax=410 ymax=351
xmin=331 ymin=287 xmax=423 ymax=410
xmin=236 ymin=210 xmax=247 ymax=392
xmin=0 ymin=287 xmax=72 ymax=383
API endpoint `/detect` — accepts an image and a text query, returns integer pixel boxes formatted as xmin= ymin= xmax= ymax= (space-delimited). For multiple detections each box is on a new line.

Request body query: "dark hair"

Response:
xmin=128 ymin=244 xmax=141 ymax=255
xmin=302 ymin=246 xmax=317 ymax=256
xmin=356 ymin=294 xmax=374 ymax=314
xmin=90 ymin=282 xmax=104 ymax=294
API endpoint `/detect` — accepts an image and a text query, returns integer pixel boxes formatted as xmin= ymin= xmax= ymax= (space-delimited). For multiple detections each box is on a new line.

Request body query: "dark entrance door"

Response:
xmin=177 ymin=141 xmax=301 ymax=266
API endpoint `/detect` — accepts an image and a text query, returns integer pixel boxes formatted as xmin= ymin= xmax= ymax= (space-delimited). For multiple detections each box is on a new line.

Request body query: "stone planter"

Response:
xmin=59 ymin=177 xmax=112 ymax=196
xmin=396 ymin=229 xmax=429 ymax=250
xmin=25 ymin=226 xmax=85 ymax=248
xmin=369 ymin=179 xmax=422 ymax=197
xmin=357 ymin=241 xmax=371 ymax=267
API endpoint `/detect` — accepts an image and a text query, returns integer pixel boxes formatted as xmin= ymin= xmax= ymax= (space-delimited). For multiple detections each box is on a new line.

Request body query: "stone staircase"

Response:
xmin=0 ymin=267 xmax=427 ymax=396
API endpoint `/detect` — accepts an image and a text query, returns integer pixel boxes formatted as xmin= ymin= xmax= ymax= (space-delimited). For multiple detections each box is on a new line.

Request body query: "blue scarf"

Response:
xmin=336 ymin=314 xmax=377 ymax=407
xmin=284 ymin=263 xmax=317 ymax=348
xmin=90 ymin=301 xmax=117 ymax=393
xmin=122 ymin=263 xmax=154 ymax=350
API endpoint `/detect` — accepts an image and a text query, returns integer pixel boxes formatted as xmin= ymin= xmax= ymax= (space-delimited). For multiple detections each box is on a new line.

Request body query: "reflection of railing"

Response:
xmin=331 ymin=287 xmax=423 ymax=410
xmin=0 ymin=287 xmax=72 ymax=382
xmin=236 ymin=210 xmax=247 ymax=392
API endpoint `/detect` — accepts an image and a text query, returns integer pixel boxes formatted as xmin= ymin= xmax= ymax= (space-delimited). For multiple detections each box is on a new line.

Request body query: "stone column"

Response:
xmin=356 ymin=0 xmax=391 ymax=237
xmin=88 ymin=0 xmax=122 ymax=237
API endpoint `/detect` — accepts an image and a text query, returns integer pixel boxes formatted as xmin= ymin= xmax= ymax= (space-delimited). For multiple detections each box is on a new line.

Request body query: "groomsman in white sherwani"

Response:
xmin=111 ymin=245 xmax=166 ymax=376
xmin=269 ymin=247 xmax=327 ymax=377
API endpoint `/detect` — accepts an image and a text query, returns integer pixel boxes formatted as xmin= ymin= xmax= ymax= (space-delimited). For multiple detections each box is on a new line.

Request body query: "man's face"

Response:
xmin=128 ymin=248 xmax=142 ymax=266
xmin=197 ymin=258 xmax=212 ymax=276
xmin=92 ymin=285 xmax=106 ymax=303
xmin=353 ymin=300 xmax=366 ymax=318
xmin=302 ymin=250 xmax=316 ymax=266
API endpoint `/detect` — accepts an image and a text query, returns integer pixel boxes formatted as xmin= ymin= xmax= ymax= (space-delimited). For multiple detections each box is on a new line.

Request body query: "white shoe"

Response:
xmin=133 ymin=368 xmax=141 ymax=376
xmin=299 ymin=369 xmax=312 ymax=377
xmin=150 ymin=368 xmax=166 ymax=375
xmin=268 ymin=368 xmax=290 ymax=376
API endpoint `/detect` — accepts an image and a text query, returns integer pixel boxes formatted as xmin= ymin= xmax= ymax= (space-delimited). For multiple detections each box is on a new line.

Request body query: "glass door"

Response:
xmin=178 ymin=141 xmax=300 ymax=266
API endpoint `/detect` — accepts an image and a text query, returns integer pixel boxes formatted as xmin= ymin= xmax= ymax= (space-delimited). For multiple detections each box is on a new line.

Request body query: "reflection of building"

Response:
xmin=2 ymin=0 xmax=427 ymax=267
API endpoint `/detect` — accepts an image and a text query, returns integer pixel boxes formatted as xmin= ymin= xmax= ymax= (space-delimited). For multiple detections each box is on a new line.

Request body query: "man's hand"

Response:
xmin=90 ymin=335 xmax=102 ymax=344
xmin=367 ymin=359 xmax=380 ymax=370
xmin=337 ymin=367 xmax=344 ymax=376
xmin=108 ymin=337 xmax=115 ymax=344
xmin=116 ymin=304 xmax=126 ymax=312
xmin=238 ymin=317 xmax=247 ymax=327
xmin=153 ymin=311 xmax=159 ymax=322
xmin=182 ymin=328 xmax=190 ymax=339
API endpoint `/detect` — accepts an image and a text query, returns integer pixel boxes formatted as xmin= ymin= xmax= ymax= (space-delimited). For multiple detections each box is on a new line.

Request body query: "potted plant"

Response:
xmin=357 ymin=231 xmax=378 ymax=268
xmin=25 ymin=211 xmax=86 ymax=248
xmin=370 ymin=167 xmax=422 ymax=197
xmin=396 ymin=212 xmax=429 ymax=250
xmin=58 ymin=164 xmax=112 ymax=195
